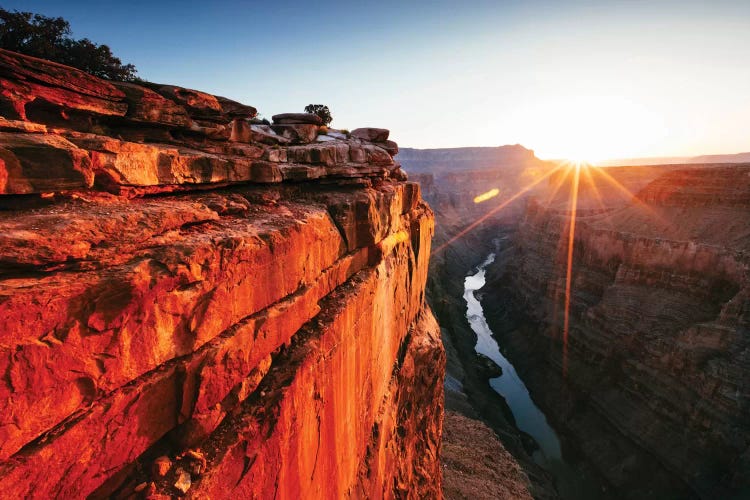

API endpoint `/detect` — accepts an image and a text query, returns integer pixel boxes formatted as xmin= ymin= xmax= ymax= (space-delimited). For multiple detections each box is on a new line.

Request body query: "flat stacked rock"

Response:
xmin=0 ymin=48 xmax=404 ymax=195
xmin=352 ymin=127 xmax=399 ymax=158
xmin=271 ymin=112 xmax=323 ymax=125
xmin=351 ymin=127 xmax=389 ymax=142
xmin=270 ymin=113 xmax=323 ymax=144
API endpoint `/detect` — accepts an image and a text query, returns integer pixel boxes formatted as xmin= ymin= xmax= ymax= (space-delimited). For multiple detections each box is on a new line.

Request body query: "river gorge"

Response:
xmin=403 ymin=147 xmax=750 ymax=499
xmin=465 ymin=251 xmax=607 ymax=499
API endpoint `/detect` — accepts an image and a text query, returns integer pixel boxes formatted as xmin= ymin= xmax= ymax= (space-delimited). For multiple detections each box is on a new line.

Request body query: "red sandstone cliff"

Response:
xmin=0 ymin=49 xmax=444 ymax=499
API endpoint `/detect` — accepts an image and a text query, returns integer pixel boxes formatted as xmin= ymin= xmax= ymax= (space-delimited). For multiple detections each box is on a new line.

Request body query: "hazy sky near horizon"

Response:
xmin=6 ymin=0 xmax=750 ymax=160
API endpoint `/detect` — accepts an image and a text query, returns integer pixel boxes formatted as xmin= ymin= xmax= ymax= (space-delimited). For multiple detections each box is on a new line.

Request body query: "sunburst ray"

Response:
xmin=434 ymin=164 xmax=564 ymax=254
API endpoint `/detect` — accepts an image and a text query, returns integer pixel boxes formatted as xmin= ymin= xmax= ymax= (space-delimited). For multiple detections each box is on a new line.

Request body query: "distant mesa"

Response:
xmin=597 ymin=151 xmax=750 ymax=167
xmin=688 ymin=151 xmax=750 ymax=164
xmin=398 ymin=144 xmax=542 ymax=173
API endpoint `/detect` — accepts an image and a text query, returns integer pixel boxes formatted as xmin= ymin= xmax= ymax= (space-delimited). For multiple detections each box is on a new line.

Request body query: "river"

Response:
xmin=464 ymin=252 xmax=604 ymax=499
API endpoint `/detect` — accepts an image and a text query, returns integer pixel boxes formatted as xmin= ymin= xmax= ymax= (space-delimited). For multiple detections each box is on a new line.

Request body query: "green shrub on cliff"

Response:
xmin=0 ymin=7 xmax=138 ymax=81
xmin=304 ymin=104 xmax=333 ymax=125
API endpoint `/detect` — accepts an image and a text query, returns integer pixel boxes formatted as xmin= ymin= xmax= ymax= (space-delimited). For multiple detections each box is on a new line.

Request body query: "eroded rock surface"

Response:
xmin=0 ymin=49 xmax=442 ymax=499
xmin=0 ymin=49 xmax=404 ymax=196
xmin=442 ymin=411 xmax=534 ymax=500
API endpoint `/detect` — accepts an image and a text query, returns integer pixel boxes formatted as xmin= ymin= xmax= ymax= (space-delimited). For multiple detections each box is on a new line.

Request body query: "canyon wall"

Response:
xmin=0 ymin=49 xmax=444 ymax=499
xmin=484 ymin=164 xmax=750 ymax=498
xmin=403 ymin=148 xmax=559 ymax=498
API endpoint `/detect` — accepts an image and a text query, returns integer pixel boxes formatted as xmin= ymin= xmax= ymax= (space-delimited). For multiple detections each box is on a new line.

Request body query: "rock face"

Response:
xmin=484 ymin=164 xmax=750 ymax=498
xmin=0 ymin=49 xmax=441 ymax=499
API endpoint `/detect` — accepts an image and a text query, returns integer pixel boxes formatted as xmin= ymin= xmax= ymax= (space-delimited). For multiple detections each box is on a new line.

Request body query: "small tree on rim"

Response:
xmin=304 ymin=104 xmax=332 ymax=125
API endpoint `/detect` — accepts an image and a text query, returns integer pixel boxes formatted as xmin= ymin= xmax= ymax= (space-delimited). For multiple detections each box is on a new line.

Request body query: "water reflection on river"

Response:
xmin=464 ymin=253 xmax=562 ymax=462
xmin=464 ymin=253 xmax=605 ymax=499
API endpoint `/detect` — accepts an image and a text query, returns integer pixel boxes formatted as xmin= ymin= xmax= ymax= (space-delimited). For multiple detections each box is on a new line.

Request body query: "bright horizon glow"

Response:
xmin=520 ymin=96 xmax=670 ymax=162
xmin=437 ymin=159 xmax=649 ymax=376
xmin=4 ymin=0 xmax=749 ymax=161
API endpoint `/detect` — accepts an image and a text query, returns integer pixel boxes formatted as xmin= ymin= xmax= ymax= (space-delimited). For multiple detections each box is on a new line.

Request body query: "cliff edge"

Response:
xmin=0 ymin=49 xmax=444 ymax=499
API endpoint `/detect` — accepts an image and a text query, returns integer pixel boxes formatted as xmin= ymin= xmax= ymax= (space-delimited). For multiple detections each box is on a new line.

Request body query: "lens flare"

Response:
xmin=562 ymin=163 xmax=581 ymax=379
xmin=473 ymin=188 xmax=500 ymax=204
xmin=434 ymin=164 xmax=564 ymax=254
xmin=434 ymin=158 xmax=659 ymax=380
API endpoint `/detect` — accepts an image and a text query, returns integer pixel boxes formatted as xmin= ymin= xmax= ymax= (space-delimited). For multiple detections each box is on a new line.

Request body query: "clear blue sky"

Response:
xmin=5 ymin=0 xmax=750 ymax=160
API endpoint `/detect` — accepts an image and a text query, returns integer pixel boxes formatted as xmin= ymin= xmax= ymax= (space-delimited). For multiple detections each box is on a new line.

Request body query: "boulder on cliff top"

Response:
xmin=270 ymin=123 xmax=319 ymax=144
xmin=215 ymin=95 xmax=258 ymax=119
xmin=149 ymin=84 xmax=224 ymax=121
xmin=272 ymin=113 xmax=323 ymax=125
xmin=111 ymin=81 xmax=192 ymax=128
xmin=0 ymin=49 xmax=259 ymax=132
xmin=377 ymin=139 xmax=398 ymax=156
xmin=351 ymin=127 xmax=389 ymax=142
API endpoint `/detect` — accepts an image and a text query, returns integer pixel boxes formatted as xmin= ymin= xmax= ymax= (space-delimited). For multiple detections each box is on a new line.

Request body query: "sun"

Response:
xmin=519 ymin=96 xmax=667 ymax=162
xmin=564 ymin=157 xmax=595 ymax=168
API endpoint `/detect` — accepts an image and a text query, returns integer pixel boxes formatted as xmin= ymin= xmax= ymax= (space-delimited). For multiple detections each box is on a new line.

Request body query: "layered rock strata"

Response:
xmin=484 ymin=164 xmax=750 ymax=498
xmin=0 ymin=49 xmax=442 ymax=499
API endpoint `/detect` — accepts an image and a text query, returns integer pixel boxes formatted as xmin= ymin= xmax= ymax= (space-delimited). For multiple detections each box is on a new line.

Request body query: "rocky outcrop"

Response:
xmin=0 ymin=49 xmax=442 ymax=499
xmin=0 ymin=49 xmax=409 ymax=196
xmin=484 ymin=164 xmax=750 ymax=498
xmin=442 ymin=411 xmax=534 ymax=500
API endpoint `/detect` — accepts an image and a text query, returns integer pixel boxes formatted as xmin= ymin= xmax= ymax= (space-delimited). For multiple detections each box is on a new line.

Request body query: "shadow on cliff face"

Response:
xmin=419 ymin=159 xmax=750 ymax=499
xmin=471 ymin=163 xmax=750 ymax=499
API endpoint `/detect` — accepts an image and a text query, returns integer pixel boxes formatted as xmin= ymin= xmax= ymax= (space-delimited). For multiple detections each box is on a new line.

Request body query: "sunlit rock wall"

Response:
xmin=0 ymin=49 xmax=444 ymax=499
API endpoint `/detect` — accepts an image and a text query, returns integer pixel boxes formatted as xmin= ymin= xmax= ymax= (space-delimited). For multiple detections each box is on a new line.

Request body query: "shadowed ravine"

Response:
xmin=464 ymin=252 xmax=602 ymax=499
